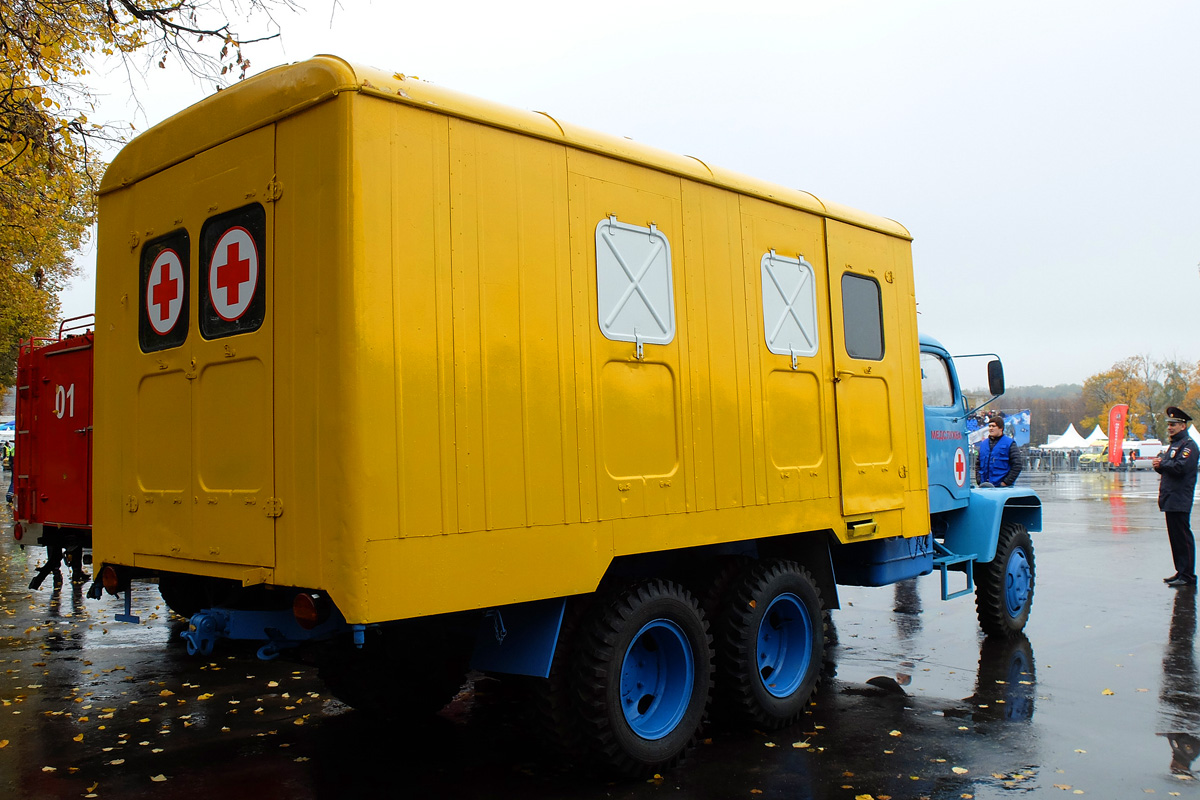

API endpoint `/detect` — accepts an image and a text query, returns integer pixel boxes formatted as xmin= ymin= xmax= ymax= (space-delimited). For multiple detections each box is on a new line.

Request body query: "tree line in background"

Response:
xmin=1000 ymin=355 xmax=1200 ymax=446
xmin=0 ymin=0 xmax=294 ymax=394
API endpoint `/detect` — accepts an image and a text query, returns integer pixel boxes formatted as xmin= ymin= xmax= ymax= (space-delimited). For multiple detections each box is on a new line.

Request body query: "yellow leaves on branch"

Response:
xmin=0 ymin=0 xmax=289 ymax=392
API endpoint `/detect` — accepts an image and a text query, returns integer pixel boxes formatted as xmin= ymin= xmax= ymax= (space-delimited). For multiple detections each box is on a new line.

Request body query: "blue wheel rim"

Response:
xmin=1004 ymin=547 xmax=1032 ymax=618
xmin=756 ymin=592 xmax=813 ymax=699
xmin=619 ymin=618 xmax=694 ymax=740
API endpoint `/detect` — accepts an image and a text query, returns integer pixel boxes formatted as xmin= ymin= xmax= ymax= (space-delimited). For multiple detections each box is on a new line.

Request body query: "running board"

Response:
xmin=932 ymin=540 xmax=976 ymax=601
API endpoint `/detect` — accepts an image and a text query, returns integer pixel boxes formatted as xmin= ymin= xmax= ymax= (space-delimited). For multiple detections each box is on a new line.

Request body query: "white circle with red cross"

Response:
xmin=953 ymin=447 xmax=967 ymax=488
xmin=208 ymin=226 xmax=259 ymax=322
xmin=146 ymin=249 xmax=184 ymax=335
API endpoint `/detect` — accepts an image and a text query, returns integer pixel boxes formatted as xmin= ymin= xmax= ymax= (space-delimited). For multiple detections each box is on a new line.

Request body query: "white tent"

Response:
xmin=1044 ymin=423 xmax=1088 ymax=449
xmin=1083 ymin=425 xmax=1108 ymax=445
xmin=1190 ymin=425 xmax=1200 ymax=447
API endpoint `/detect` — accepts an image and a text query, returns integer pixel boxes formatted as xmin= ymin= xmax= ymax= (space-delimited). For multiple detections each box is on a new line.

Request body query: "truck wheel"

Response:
xmin=529 ymin=599 xmax=587 ymax=759
xmin=714 ymin=559 xmax=824 ymax=728
xmin=158 ymin=574 xmax=237 ymax=619
xmin=318 ymin=622 xmax=470 ymax=717
xmin=975 ymin=522 xmax=1035 ymax=636
xmin=571 ymin=579 xmax=713 ymax=777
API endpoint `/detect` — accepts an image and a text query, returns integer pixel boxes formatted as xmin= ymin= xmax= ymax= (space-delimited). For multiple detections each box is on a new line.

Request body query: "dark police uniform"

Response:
xmin=1155 ymin=407 xmax=1199 ymax=585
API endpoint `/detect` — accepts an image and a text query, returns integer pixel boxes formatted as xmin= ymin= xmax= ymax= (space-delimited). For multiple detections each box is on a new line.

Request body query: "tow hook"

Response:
xmin=181 ymin=610 xmax=229 ymax=656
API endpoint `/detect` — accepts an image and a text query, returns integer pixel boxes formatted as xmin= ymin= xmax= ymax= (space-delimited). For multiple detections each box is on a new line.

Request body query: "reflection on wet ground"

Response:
xmin=1 ymin=471 xmax=1199 ymax=798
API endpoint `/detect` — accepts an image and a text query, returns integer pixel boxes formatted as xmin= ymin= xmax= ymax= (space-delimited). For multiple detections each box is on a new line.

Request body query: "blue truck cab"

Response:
xmin=921 ymin=334 xmax=1042 ymax=634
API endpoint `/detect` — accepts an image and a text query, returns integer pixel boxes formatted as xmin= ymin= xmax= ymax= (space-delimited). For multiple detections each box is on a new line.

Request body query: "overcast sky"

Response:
xmin=60 ymin=0 xmax=1200 ymax=387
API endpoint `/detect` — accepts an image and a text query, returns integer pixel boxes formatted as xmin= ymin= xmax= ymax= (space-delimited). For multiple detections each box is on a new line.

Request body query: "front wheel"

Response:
xmin=974 ymin=522 xmax=1035 ymax=636
xmin=571 ymin=580 xmax=713 ymax=777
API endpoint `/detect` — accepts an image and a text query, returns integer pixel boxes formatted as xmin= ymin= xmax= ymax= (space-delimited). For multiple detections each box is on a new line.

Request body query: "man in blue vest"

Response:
xmin=976 ymin=415 xmax=1023 ymax=488
xmin=1154 ymin=407 xmax=1199 ymax=587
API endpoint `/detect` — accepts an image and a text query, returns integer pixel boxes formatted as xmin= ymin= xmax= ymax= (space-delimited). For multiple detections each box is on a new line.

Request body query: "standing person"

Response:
xmin=4 ymin=442 xmax=12 ymax=505
xmin=1154 ymin=407 xmax=1199 ymax=587
xmin=976 ymin=414 xmax=1024 ymax=487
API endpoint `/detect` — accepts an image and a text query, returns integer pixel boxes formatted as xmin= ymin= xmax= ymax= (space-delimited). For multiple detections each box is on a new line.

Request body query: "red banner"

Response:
xmin=1108 ymin=404 xmax=1129 ymax=465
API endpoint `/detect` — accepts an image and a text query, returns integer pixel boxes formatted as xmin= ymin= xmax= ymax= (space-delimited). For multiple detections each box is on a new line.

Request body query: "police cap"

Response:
xmin=1166 ymin=406 xmax=1193 ymax=423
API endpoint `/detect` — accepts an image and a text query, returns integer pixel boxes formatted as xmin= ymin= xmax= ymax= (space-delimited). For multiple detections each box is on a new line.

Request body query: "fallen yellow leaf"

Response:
xmin=73 ymin=734 xmax=83 ymax=742
xmin=0 ymin=740 xmax=8 ymax=748
xmin=889 ymin=730 xmax=902 ymax=737
xmin=953 ymin=766 xmax=969 ymax=774
xmin=1102 ymin=689 xmax=1114 ymax=696
xmin=151 ymin=774 xmax=167 ymax=782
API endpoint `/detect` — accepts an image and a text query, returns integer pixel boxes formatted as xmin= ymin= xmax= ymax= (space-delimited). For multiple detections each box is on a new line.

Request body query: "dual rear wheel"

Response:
xmin=569 ymin=561 xmax=825 ymax=776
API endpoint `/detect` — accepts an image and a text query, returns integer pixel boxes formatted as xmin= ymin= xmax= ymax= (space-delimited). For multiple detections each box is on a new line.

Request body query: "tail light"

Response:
xmin=12 ymin=522 xmax=22 ymax=541
xmin=100 ymin=565 xmax=123 ymax=595
xmin=293 ymin=592 xmax=330 ymax=630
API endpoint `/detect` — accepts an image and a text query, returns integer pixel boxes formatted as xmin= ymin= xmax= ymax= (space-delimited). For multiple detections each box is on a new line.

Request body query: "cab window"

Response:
xmin=920 ymin=352 xmax=955 ymax=408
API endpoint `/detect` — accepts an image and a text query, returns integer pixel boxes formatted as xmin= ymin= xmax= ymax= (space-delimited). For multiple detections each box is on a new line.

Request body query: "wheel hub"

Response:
xmin=619 ymin=618 xmax=694 ymax=740
xmin=1004 ymin=548 xmax=1032 ymax=617
xmin=755 ymin=592 xmax=813 ymax=699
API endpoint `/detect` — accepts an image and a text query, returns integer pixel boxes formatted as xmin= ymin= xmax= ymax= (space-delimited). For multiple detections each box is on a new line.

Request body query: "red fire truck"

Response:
xmin=12 ymin=314 xmax=94 ymax=587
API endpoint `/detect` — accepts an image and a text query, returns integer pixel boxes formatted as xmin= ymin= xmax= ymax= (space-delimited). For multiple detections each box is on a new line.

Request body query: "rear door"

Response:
xmin=190 ymin=129 xmax=275 ymax=568
xmin=131 ymin=126 xmax=276 ymax=568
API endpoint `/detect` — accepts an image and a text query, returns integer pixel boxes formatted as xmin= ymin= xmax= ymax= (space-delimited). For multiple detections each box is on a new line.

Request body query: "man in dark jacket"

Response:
xmin=1154 ymin=407 xmax=1199 ymax=587
xmin=976 ymin=415 xmax=1023 ymax=487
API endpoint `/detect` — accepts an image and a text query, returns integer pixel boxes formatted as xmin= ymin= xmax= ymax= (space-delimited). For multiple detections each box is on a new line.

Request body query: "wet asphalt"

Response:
xmin=1 ymin=469 xmax=1197 ymax=799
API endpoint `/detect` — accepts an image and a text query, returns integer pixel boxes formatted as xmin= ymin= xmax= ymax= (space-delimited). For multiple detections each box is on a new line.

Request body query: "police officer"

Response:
xmin=1154 ymin=407 xmax=1199 ymax=587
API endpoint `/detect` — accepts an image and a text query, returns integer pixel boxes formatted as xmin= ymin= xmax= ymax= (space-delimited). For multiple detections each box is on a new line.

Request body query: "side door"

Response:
xmin=826 ymin=220 xmax=909 ymax=516
xmin=921 ymin=347 xmax=970 ymax=513
xmin=36 ymin=337 xmax=94 ymax=527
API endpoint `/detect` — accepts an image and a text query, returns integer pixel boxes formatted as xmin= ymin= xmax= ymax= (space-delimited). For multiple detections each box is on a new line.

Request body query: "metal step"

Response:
xmin=932 ymin=540 xmax=977 ymax=601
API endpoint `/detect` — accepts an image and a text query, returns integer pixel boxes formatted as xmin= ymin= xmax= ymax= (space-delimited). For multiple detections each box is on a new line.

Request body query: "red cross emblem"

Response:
xmin=146 ymin=249 xmax=184 ymax=335
xmin=208 ymin=226 xmax=259 ymax=321
xmin=953 ymin=447 xmax=967 ymax=488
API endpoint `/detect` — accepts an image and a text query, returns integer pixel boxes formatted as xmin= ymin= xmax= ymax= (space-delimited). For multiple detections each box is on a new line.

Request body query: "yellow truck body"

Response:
xmin=94 ymin=56 xmax=928 ymax=627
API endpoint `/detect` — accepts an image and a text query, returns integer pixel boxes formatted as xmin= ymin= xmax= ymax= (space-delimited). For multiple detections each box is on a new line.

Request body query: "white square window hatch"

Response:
xmin=595 ymin=216 xmax=675 ymax=345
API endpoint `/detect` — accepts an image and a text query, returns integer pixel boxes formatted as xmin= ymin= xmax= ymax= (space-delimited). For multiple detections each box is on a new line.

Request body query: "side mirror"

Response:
xmin=987 ymin=360 xmax=1005 ymax=396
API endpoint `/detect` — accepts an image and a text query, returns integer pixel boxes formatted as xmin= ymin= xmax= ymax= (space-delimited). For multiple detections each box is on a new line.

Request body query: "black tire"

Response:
xmin=714 ymin=559 xmax=824 ymax=729
xmin=158 ymin=574 xmax=237 ymax=619
xmin=528 ymin=598 xmax=587 ymax=759
xmin=318 ymin=620 xmax=471 ymax=717
xmin=571 ymin=580 xmax=713 ymax=777
xmin=974 ymin=522 xmax=1035 ymax=637
xmin=699 ymin=555 xmax=753 ymax=623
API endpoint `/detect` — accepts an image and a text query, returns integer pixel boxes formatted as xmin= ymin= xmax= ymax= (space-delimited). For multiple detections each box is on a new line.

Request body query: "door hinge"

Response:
xmin=264 ymin=497 xmax=283 ymax=518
